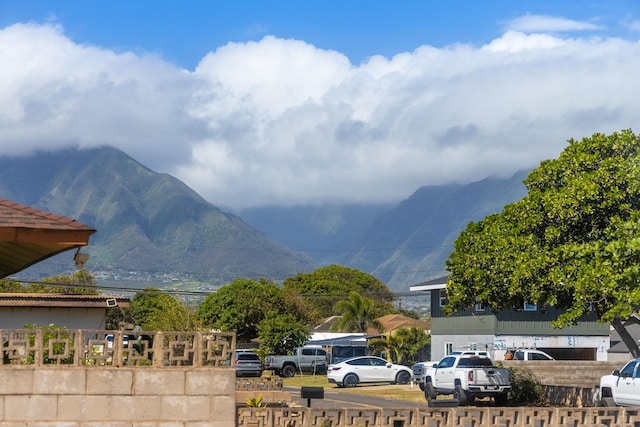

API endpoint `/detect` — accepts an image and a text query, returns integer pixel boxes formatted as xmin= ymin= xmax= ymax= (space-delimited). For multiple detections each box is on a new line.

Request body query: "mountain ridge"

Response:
xmin=0 ymin=145 xmax=529 ymax=291
xmin=0 ymin=146 xmax=316 ymax=284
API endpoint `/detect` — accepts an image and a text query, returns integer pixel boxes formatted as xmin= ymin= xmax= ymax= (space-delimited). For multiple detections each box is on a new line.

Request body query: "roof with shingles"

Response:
xmin=367 ymin=313 xmax=431 ymax=335
xmin=0 ymin=198 xmax=96 ymax=278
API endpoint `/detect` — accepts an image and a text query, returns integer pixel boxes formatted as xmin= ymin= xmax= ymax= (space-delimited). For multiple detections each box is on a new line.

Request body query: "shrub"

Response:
xmin=506 ymin=364 xmax=547 ymax=405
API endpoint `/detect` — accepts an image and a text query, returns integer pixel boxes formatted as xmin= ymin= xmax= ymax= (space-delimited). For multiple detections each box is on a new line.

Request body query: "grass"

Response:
xmin=267 ymin=372 xmax=426 ymax=403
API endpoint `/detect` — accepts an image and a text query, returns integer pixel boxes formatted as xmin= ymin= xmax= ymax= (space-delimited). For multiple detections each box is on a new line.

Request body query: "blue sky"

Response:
xmin=0 ymin=1 xmax=639 ymax=209
xmin=2 ymin=1 xmax=636 ymax=69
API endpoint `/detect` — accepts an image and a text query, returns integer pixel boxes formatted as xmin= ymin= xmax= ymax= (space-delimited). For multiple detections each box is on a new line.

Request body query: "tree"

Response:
xmin=332 ymin=291 xmax=384 ymax=333
xmin=195 ymin=278 xmax=285 ymax=342
xmin=367 ymin=334 xmax=402 ymax=363
xmin=445 ymin=130 xmax=640 ymax=357
xmin=392 ymin=326 xmax=431 ymax=366
xmin=28 ymin=271 xmax=99 ymax=294
xmin=283 ymin=265 xmax=396 ymax=322
xmin=130 ymin=288 xmax=194 ymax=331
xmin=0 ymin=279 xmax=25 ymax=292
xmin=367 ymin=326 xmax=430 ymax=365
xmin=257 ymin=313 xmax=311 ymax=355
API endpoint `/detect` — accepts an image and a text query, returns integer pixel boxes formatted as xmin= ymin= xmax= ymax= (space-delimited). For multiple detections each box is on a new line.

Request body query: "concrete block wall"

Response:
xmin=0 ymin=367 xmax=236 ymax=426
xmin=501 ymin=360 xmax=621 ymax=388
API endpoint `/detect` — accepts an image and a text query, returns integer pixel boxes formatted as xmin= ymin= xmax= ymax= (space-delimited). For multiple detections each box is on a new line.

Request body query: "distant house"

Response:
xmin=366 ymin=313 xmax=431 ymax=335
xmin=0 ymin=293 xmax=130 ymax=330
xmin=411 ymin=276 xmax=610 ymax=362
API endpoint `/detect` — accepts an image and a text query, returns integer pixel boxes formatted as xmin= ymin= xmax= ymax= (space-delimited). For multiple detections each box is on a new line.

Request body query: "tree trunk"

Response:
xmin=612 ymin=317 xmax=640 ymax=358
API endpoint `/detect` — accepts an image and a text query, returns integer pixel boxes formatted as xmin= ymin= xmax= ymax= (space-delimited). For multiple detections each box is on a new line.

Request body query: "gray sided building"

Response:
xmin=411 ymin=277 xmax=610 ymax=362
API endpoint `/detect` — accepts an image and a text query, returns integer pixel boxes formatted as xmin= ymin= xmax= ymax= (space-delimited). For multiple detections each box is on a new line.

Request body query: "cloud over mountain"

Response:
xmin=1 ymin=22 xmax=639 ymax=209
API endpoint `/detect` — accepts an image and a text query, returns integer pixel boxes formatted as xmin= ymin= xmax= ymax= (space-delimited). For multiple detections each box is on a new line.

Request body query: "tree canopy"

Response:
xmin=368 ymin=326 xmax=430 ymax=365
xmin=256 ymin=313 xmax=311 ymax=355
xmin=445 ymin=130 xmax=640 ymax=355
xmin=195 ymin=278 xmax=286 ymax=342
xmin=130 ymin=288 xmax=194 ymax=331
xmin=282 ymin=264 xmax=396 ymax=321
xmin=332 ymin=291 xmax=384 ymax=333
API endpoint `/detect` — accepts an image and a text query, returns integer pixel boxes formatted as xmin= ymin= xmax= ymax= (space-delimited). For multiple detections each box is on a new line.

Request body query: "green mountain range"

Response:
xmin=0 ymin=146 xmax=315 ymax=285
xmin=0 ymin=145 xmax=529 ymax=291
xmin=237 ymin=171 xmax=529 ymax=290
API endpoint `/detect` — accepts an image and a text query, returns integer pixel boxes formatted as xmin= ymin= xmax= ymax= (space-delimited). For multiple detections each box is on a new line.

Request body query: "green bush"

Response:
xmin=506 ymin=364 xmax=547 ymax=405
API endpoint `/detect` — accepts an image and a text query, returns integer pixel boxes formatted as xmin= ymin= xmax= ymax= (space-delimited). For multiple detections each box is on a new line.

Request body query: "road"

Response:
xmin=285 ymin=386 xmax=462 ymax=409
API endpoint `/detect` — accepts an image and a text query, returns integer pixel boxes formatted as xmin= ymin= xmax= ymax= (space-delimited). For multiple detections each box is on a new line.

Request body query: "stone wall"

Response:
xmin=238 ymin=406 xmax=640 ymax=426
xmin=0 ymin=328 xmax=237 ymax=426
xmin=0 ymin=366 xmax=236 ymax=426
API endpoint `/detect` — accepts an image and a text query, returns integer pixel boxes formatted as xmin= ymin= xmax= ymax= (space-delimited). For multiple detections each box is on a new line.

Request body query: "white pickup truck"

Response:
xmin=412 ymin=351 xmax=488 ymax=391
xmin=423 ymin=354 xmax=511 ymax=406
xmin=598 ymin=358 xmax=640 ymax=406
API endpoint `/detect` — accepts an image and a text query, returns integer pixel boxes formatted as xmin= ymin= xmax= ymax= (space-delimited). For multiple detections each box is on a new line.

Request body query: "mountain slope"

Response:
xmin=0 ymin=146 xmax=316 ymax=283
xmin=347 ymin=171 xmax=530 ymax=289
xmin=235 ymin=203 xmax=395 ymax=265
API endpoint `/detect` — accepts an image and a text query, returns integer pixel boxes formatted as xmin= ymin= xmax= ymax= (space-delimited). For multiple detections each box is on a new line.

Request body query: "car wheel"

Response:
xmin=396 ymin=371 xmax=411 ymax=385
xmin=494 ymin=393 xmax=508 ymax=406
xmin=281 ymin=365 xmax=297 ymax=378
xmin=599 ymin=397 xmax=616 ymax=407
xmin=418 ymin=382 xmax=426 ymax=392
xmin=455 ymin=384 xmax=468 ymax=406
xmin=425 ymin=381 xmax=436 ymax=400
xmin=343 ymin=373 xmax=358 ymax=388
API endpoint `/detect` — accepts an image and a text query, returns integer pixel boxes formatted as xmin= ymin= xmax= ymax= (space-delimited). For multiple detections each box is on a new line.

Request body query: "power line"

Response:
xmin=5 ymin=278 xmax=432 ymax=300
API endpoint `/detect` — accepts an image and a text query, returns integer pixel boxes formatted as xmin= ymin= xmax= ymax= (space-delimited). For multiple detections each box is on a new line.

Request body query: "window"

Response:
xmin=437 ymin=356 xmax=456 ymax=369
xmin=620 ymin=361 xmax=636 ymax=378
xmin=301 ymin=348 xmax=326 ymax=356
xmin=439 ymin=290 xmax=448 ymax=307
xmin=474 ymin=301 xmax=485 ymax=311
xmin=370 ymin=358 xmax=387 ymax=366
xmin=444 ymin=342 xmax=453 ymax=355
xmin=523 ymin=302 xmax=537 ymax=311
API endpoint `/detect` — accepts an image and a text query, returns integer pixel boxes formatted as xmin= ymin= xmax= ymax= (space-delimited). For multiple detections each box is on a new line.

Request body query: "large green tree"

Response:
xmin=130 ymin=288 xmax=194 ymax=331
xmin=283 ymin=265 xmax=396 ymax=322
xmin=256 ymin=313 xmax=311 ymax=355
xmin=196 ymin=278 xmax=286 ymax=342
xmin=445 ymin=130 xmax=640 ymax=357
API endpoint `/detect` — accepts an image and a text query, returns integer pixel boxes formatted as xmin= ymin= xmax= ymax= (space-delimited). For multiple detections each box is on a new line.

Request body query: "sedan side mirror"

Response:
xmin=613 ymin=369 xmax=620 ymax=376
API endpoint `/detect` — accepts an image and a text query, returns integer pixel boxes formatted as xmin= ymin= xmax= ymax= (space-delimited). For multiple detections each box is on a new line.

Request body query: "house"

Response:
xmin=411 ymin=276 xmax=610 ymax=362
xmin=0 ymin=293 xmax=130 ymax=329
xmin=366 ymin=313 xmax=431 ymax=335
xmin=0 ymin=198 xmax=128 ymax=330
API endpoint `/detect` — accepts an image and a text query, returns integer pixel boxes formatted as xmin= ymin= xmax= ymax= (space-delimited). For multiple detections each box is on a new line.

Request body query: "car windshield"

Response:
xmin=457 ymin=357 xmax=493 ymax=367
xmin=237 ymin=354 xmax=261 ymax=362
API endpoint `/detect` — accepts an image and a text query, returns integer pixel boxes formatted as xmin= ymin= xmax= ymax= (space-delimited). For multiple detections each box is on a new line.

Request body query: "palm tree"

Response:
xmin=332 ymin=291 xmax=384 ymax=333
xmin=368 ymin=334 xmax=402 ymax=363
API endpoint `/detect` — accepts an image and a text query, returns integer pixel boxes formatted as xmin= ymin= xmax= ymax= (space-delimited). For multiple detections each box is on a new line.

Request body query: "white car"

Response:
xmin=327 ymin=356 xmax=412 ymax=388
xmin=512 ymin=349 xmax=554 ymax=361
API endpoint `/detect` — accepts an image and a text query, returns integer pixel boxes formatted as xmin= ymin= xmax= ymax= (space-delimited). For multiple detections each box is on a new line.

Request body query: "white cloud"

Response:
xmin=505 ymin=14 xmax=602 ymax=33
xmin=628 ymin=19 xmax=640 ymax=32
xmin=1 ymin=21 xmax=640 ymax=209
